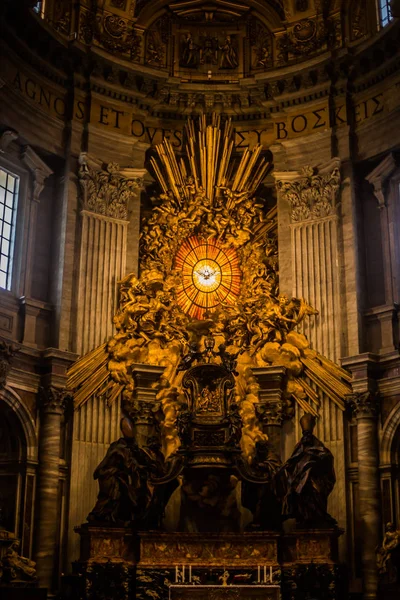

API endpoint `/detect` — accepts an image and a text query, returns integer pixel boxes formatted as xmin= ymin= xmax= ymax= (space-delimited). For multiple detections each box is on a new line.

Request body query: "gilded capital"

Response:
xmin=40 ymin=386 xmax=72 ymax=415
xmin=275 ymin=159 xmax=341 ymax=223
xmin=348 ymin=391 xmax=380 ymax=419
xmin=255 ymin=402 xmax=284 ymax=426
xmin=128 ymin=399 xmax=162 ymax=426
xmin=78 ymin=153 xmax=144 ymax=220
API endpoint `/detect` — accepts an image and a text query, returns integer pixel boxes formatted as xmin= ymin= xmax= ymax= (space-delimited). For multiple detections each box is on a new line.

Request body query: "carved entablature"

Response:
xmin=347 ymin=391 xmax=380 ymax=419
xmin=78 ymin=153 xmax=144 ymax=220
xmin=274 ymin=158 xmax=341 ymax=223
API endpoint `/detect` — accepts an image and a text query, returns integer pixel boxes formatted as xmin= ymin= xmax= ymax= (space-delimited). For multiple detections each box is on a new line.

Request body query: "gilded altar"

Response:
xmin=169 ymin=585 xmax=280 ymax=600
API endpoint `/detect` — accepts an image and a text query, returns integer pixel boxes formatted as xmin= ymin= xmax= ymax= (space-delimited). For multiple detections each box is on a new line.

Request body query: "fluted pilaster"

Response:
xmin=75 ymin=155 xmax=145 ymax=355
xmin=76 ymin=210 xmax=128 ymax=354
xmin=274 ymin=158 xmax=341 ymax=362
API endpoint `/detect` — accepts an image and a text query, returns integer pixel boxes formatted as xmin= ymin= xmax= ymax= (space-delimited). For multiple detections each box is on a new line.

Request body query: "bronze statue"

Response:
xmin=241 ymin=440 xmax=282 ymax=530
xmin=87 ymin=417 xmax=153 ymax=525
xmin=141 ymin=436 xmax=179 ymax=529
xmin=1 ymin=540 xmax=36 ymax=582
xmin=276 ymin=414 xmax=337 ymax=527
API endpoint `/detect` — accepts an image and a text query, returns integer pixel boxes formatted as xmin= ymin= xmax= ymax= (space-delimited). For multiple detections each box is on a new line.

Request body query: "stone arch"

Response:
xmin=0 ymin=386 xmax=38 ymax=463
xmin=381 ymin=399 xmax=400 ymax=465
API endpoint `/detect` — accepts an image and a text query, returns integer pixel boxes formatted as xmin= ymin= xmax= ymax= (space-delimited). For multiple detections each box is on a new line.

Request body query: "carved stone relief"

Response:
xmin=175 ymin=26 xmax=241 ymax=77
xmin=145 ymin=16 xmax=169 ymax=68
xmin=350 ymin=0 xmax=368 ymax=42
xmin=248 ymin=17 xmax=273 ymax=71
xmin=276 ymin=13 xmax=341 ymax=64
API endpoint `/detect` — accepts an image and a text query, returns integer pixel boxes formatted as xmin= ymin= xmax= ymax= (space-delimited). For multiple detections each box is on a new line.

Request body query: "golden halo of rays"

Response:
xmin=175 ymin=236 xmax=241 ymax=320
xmin=149 ymin=114 xmax=272 ymax=206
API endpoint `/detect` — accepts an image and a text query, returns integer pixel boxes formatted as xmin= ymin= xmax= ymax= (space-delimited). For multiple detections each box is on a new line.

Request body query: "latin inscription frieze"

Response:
xmin=2 ymin=61 xmax=400 ymax=150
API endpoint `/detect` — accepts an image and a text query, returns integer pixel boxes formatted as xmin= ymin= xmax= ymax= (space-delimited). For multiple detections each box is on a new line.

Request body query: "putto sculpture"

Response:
xmin=88 ymin=416 xmax=176 ymax=529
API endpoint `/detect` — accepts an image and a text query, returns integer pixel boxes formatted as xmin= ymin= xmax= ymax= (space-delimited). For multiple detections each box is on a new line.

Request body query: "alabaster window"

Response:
xmin=378 ymin=0 xmax=393 ymax=27
xmin=0 ymin=168 xmax=19 ymax=290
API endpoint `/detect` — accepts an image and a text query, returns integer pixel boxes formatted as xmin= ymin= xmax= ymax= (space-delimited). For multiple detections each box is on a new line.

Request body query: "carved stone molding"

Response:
xmin=78 ymin=153 xmax=145 ymax=220
xmin=274 ymin=158 xmax=341 ymax=223
xmin=39 ymin=386 xmax=72 ymax=415
xmin=347 ymin=391 xmax=380 ymax=419
xmin=365 ymin=153 xmax=397 ymax=208
xmin=22 ymin=145 xmax=54 ymax=203
xmin=0 ymin=338 xmax=19 ymax=389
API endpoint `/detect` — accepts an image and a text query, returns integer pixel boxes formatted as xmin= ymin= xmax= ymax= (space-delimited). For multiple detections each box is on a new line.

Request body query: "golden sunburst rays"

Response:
xmin=150 ymin=114 xmax=271 ymax=205
xmin=66 ymin=343 xmax=124 ymax=409
xmin=175 ymin=236 xmax=241 ymax=319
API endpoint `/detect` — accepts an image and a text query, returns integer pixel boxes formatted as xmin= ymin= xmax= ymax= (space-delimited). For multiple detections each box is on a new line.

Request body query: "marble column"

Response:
xmin=351 ymin=391 xmax=381 ymax=600
xmin=35 ymin=386 xmax=71 ymax=594
xmin=252 ymin=366 xmax=286 ymax=458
